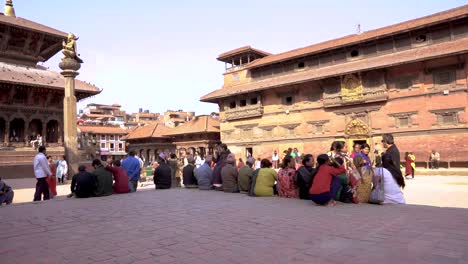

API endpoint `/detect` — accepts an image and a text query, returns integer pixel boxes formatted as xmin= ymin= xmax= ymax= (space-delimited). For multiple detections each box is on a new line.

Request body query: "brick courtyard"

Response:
xmin=1 ymin=188 xmax=468 ymax=264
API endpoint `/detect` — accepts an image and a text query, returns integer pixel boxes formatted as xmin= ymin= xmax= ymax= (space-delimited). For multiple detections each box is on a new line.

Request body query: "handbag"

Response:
xmin=369 ymin=167 xmax=385 ymax=204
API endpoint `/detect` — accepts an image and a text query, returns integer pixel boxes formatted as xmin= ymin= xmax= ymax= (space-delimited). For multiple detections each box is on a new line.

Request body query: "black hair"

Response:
xmin=38 ymin=146 xmax=46 ymax=153
xmin=113 ymin=160 xmax=121 ymax=167
xmin=310 ymin=154 xmax=329 ymax=182
xmin=405 ymin=152 xmax=409 ymax=159
xmin=129 ymin=151 xmax=136 ymax=156
xmin=281 ymin=155 xmax=293 ymax=169
xmin=330 ymin=141 xmax=345 ymax=152
xmin=261 ymin=159 xmax=272 ymax=168
xmin=382 ymin=133 xmax=395 ymax=145
xmin=170 ymin=153 xmax=177 ymax=159
xmin=92 ymin=159 xmax=102 ymax=167
xmin=360 ymin=143 xmax=370 ymax=150
xmin=302 ymin=154 xmax=314 ymax=166
xmin=382 ymin=154 xmax=405 ymax=188
xmin=78 ymin=165 xmax=86 ymax=172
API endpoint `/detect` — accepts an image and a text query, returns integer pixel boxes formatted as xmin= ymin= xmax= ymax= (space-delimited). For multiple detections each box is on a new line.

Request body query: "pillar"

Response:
xmin=59 ymin=57 xmax=81 ymax=177
xmin=4 ymin=119 xmax=9 ymax=146
xmin=42 ymin=119 xmax=47 ymax=146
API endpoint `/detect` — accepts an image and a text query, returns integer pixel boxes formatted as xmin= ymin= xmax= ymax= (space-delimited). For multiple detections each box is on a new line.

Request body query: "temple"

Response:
xmin=0 ymin=1 xmax=100 ymax=176
xmin=201 ymin=5 xmax=468 ymax=168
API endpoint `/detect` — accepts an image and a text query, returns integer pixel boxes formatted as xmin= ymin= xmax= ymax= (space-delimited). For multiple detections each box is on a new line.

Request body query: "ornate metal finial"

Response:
xmin=5 ymin=0 xmax=16 ymax=17
xmin=356 ymin=24 xmax=361 ymax=34
xmin=59 ymin=32 xmax=83 ymax=73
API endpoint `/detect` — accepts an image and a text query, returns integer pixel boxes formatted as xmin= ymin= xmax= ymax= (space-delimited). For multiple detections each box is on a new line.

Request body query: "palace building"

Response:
xmin=201 ymin=5 xmax=468 ymax=168
xmin=0 ymin=1 xmax=100 ymax=177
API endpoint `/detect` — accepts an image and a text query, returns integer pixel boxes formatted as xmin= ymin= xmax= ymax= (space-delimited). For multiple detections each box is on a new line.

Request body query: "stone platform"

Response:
xmin=1 ymin=189 xmax=468 ymax=264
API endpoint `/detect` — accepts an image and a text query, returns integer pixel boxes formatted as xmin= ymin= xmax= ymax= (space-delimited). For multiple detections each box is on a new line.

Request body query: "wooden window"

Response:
xmin=118 ymin=143 xmax=123 ymax=150
xmin=239 ymin=99 xmax=247 ymax=107
xmin=437 ymin=113 xmax=458 ymax=126
xmin=395 ymin=76 xmax=414 ymax=89
xmin=433 ymin=68 xmax=456 ymax=87
xmin=250 ymin=97 xmax=258 ymax=105
xmin=100 ymin=142 xmax=105 ymax=148
xmin=297 ymin=62 xmax=305 ymax=69
xmin=282 ymin=95 xmax=294 ymax=106
xmin=100 ymin=135 xmax=106 ymax=140
xmin=229 ymin=101 xmax=236 ymax=109
xmin=316 ymin=124 xmax=323 ymax=133
xmin=397 ymin=117 xmax=410 ymax=127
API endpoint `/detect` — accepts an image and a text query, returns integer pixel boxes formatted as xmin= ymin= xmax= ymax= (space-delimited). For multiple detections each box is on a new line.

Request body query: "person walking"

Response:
xmin=56 ymin=155 xmax=68 ymax=184
xmin=121 ymin=151 xmax=141 ymax=192
xmin=33 ymin=146 xmax=52 ymax=201
xmin=46 ymin=155 xmax=57 ymax=198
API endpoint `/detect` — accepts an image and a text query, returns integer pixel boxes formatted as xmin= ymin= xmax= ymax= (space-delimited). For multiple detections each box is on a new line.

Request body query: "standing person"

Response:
xmin=409 ymin=152 xmax=416 ymax=179
xmin=183 ymin=156 xmax=197 ymax=188
xmin=194 ymin=152 xmax=203 ymax=168
xmin=46 ymin=155 xmax=57 ymax=198
xmin=309 ymin=154 xmax=346 ymax=206
xmin=33 ymin=146 xmax=52 ymax=201
xmin=0 ymin=176 xmax=14 ymax=205
xmin=296 ymin=154 xmax=315 ymax=200
xmin=56 ymin=155 xmax=68 ymax=184
xmin=404 ymin=152 xmax=414 ymax=179
xmin=238 ymin=157 xmax=255 ymax=193
xmin=168 ymin=154 xmax=180 ymax=187
xmin=92 ymin=159 xmax=113 ymax=197
xmin=350 ymin=143 xmax=361 ymax=159
xmin=105 ymin=158 xmax=130 ymax=194
xmin=121 ymin=151 xmax=141 ymax=192
xmin=253 ymin=159 xmax=277 ymax=197
xmin=221 ymin=153 xmax=239 ymax=193
xmin=293 ymin=148 xmax=301 ymax=158
xmin=254 ymin=157 xmax=261 ymax=170
xmin=277 ymin=155 xmax=299 ymax=198
xmin=69 ymin=165 xmax=96 ymax=198
xmin=381 ymin=133 xmax=400 ymax=170
xmin=237 ymin=158 xmax=245 ymax=169
xmin=272 ymin=150 xmax=279 ymax=169
xmin=154 ymin=154 xmax=172 ymax=189
xmin=430 ymin=150 xmax=440 ymax=169
xmin=194 ymin=155 xmax=213 ymax=190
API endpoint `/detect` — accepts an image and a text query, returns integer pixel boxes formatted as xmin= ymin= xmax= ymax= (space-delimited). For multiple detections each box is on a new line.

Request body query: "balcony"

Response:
xmin=323 ymin=89 xmax=388 ymax=108
xmin=225 ymin=104 xmax=263 ymax=121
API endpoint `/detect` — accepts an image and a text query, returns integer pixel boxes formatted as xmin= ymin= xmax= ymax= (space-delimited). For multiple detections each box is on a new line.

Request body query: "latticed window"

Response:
xmin=437 ymin=113 xmax=458 ymax=125
xmin=396 ymin=76 xmax=414 ymax=89
xmin=316 ymin=124 xmax=323 ymax=133
xmin=397 ymin=117 xmax=410 ymax=127
xmin=434 ymin=68 xmax=456 ymax=86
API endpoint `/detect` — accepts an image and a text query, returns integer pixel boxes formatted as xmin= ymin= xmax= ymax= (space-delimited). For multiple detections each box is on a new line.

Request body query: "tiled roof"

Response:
xmin=217 ymin=46 xmax=271 ymax=62
xmin=164 ymin=116 xmax=220 ymax=136
xmin=0 ymin=62 xmax=101 ymax=94
xmin=78 ymin=125 xmax=127 ymax=135
xmin=125 ymin=123 xmax=172 ymax=140
xmin=246 ymin=5 xmax=468 ymax=69
xmin=81 ymin=114 xmax=113 ymax=119
xmin=0 ymin=14 xmax=67 ymax=38
xmin=201 ymin=38 xmax=468 ymax=102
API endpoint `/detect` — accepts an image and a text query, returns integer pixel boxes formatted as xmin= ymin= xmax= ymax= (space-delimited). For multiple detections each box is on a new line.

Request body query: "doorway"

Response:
xmin=348 ymin=138 xmax=368 ymax=155
xmin=245 ymin=147 xmax=253 ymax=159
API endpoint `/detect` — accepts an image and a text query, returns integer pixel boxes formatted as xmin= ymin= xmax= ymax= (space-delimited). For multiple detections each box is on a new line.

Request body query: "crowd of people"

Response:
xmin=1 ymin=133 xmax=415 ymax=206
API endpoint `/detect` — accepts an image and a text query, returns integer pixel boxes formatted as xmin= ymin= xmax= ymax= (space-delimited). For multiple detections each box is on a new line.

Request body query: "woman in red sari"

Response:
xmin=277 ymin=155 xmax=299 ymax=198
xmin=46 ymin=155 xmax=57 ymax=198
xmin=405 ymin=152 xmax=414 ymax=179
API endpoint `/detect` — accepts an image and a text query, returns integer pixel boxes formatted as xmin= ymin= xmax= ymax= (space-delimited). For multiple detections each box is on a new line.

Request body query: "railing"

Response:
xmin=225 ymin=104 xmax=264 ymax=121
xmin=323 ymin=89 xmax=388 ymax=107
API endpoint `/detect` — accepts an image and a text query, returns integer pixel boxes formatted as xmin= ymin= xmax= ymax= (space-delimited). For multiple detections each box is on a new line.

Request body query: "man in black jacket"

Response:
xmin=382 ymin=133 xmax=401 ymax=170
xmin=295 ymin=154 xmax=315 ymax=200
xmin=154 ymin=154 xmax=172 ymax=189
xmin=182 ymin=156 xmax=197 ymax=188
xmin=69 ymin=165 xmax=96 ymax=198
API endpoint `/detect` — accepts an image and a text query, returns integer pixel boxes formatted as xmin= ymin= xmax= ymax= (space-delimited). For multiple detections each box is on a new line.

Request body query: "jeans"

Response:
xmin=309 ymin=176 xmax=341 ymax=205
xmin=129 ymin=179 xmax=138 ymax=192
xmin=33 ymin=178 xmax=50 ymax=201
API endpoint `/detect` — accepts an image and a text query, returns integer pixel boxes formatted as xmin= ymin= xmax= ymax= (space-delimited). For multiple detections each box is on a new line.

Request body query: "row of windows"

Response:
xmin=100 ymin=142 xmax=124 ymax=150
xmin=90 ymin=134 xmax=124 ymax=141
xmin=395 ymin=112 xmax=460 ymax=127
xmin=250 ymin=20 xmax=468 ymax=79
xmin=226 ymin=97 xmax=259 ymax=109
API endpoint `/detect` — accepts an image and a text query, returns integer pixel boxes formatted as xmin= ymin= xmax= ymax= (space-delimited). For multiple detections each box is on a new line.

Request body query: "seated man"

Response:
xmin=221 ymin=153 xmax=239 ymax=193
xmin=0 ymin=176 xmax=14 ymax=205
xmin=182 ymin=156 xmax=197 ymax=188
xmin=238 ymin=157 xmax=255 ymax=193
xmin=194 ymin=155 xmax=213 ymax=190
xmin=154 ymin=155 xmax=172 ymax=189
xmin=105 ymin=158 xmax=130 ymax=194
xmin=69 ymin=165 xmax=96 ymax=198
xmin=92 ymin=159 xmax=113 ymax=197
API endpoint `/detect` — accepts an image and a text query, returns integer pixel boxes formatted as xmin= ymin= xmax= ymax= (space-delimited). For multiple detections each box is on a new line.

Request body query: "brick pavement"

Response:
xmin=1 ymin=189 xmax=468 ymax=264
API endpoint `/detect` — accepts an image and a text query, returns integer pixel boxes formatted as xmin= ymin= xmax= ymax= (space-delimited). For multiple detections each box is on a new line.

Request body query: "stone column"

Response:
xmin=59 ymin=58 xmax=81 ymax=177
xmin=42 ymin=120 xmax=47 ymax=146
xmin=4 ymin=119 xmax=9 ymax=146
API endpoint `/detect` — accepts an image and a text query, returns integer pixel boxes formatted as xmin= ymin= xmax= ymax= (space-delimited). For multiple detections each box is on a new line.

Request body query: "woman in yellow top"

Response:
xmin=254 ymin=159 xmax=278 ymax=196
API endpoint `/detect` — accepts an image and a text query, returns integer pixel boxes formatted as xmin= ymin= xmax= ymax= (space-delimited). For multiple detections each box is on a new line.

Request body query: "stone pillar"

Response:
xmin=42 ymin=120 xmax=47 ymax=146
xmin=4 ymin=119 xmax=9 ymax=146
xmin=59 ymin=58 xmax=81 ymax=177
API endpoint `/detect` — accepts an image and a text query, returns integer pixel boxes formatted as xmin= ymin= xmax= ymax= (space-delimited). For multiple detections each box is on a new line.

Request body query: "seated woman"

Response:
xmin=277 ymin=155 xmax=299 ymax=198
xmin=373 ymin=154 xmax=406 ymax=204
xmin=309 ymin=154 xmax=346 ymax=206
xmin=351 ymin=155 xmax=373 ymax=203
xmin=253 ymin=159 xmax=277 ymax=197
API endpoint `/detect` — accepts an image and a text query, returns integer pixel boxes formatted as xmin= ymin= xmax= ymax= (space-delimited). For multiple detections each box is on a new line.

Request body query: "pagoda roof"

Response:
xmin=125 ymin=123 xmax=172 ymax=140
xmin=0 ymin=13 xmax=67 ymax=38
xmin=0 ymin=61 xmax=101 ymax=95
xmin=217 ymin=46 xmax=271 ymax=63
xmin=163 ymin=115 xmax=220 ymax=136
xmin=78 ymin=125 xmax=127 ymax=135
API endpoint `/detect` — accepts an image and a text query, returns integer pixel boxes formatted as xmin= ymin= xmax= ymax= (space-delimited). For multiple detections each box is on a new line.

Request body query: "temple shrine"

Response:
xmin=201 ymin=5 xmax=468 ymax=168
xmin=0 ymin=1 xmax=100 ymax=177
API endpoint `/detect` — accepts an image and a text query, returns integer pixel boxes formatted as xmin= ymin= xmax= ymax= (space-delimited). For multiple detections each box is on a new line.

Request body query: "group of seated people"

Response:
xmin=168 ymin=140 xmax=406 ymax=206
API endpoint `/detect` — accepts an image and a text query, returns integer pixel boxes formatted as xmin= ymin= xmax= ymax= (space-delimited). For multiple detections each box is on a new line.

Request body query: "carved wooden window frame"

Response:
xmin=429 ymin=108 xmax=464 ymax=127
xmin=388 ymin=111 xmax=418 ymax=128
xmin=432 ymin=66 xmax=457 ymax=88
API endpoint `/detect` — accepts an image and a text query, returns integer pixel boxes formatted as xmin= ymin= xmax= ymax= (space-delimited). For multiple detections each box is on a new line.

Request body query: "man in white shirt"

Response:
xmin=272 ymin=150 xmax=279 ymax=169
xmin=33 ymin=146 xmax=52 ymax=201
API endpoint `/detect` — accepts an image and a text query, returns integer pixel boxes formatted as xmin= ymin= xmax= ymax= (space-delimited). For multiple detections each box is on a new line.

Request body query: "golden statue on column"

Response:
xmin=62 ymin=33 xmax=83 ymax=63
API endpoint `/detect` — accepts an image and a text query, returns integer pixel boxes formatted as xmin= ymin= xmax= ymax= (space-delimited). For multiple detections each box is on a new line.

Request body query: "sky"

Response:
xmin=17 ymin=0 xmax=467 ymax=115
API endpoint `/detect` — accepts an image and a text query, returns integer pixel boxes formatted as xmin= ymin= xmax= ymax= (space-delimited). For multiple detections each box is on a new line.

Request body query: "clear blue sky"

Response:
xmin=17 ymin=0 xmax=467 ymax=114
